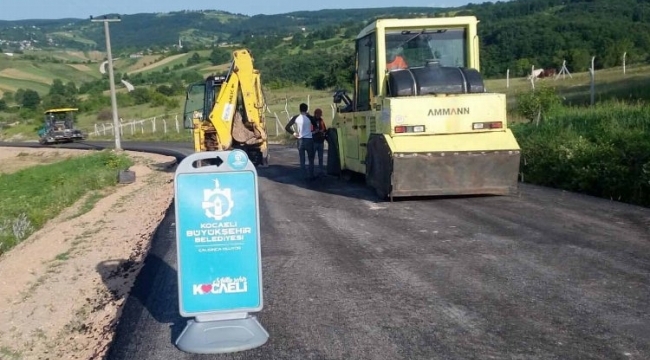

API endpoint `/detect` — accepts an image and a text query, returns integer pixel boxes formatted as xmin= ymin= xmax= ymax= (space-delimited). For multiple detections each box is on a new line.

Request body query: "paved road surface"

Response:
xmin=0 ymin=140 xmax=194 ymax=160
xmin=97 ymin=143 xmax=650 ymax=360
xmin=1 ymin=141 xmax=648 ymax=359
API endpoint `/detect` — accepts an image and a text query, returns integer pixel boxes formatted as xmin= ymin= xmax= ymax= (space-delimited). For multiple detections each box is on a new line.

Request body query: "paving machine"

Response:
xmin=182 ymin=49 xmax=269 ymax=166
xmin=327 ymin=16 xmax=521 ymax=201
xmin=38 ymin=107 xmax=85 ymax=144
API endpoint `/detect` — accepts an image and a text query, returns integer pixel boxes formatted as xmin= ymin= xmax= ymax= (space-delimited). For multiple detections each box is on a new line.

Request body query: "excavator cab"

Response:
xmin=183 ymin=75 xmax=226 ymax=129
xmin=182 ymin=49 xmax=269 ymax=167
xmin=328 ymin=16 xmax=521 ymax=200
xmin=183 ymin=75 xmax=227 ymax=152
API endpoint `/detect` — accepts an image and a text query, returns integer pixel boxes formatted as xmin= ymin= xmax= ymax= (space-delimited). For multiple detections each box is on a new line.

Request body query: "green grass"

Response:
xmin=35 ymin=62 xmax=102 ymax=82
xmin=77 ymin=102 xmax=177 ymax=126
xmin=123 ymin=53 xmax=197 ymax=75
xmin=1 ymin=58 xmax=72 ymax=79
xmin=128 ymin=55 xmax=228 ymax=78
xmin=0 ymin=55 xmax=100 ymax=97
xmin=20 ymin=49 xmax=105 ymax=63
xmin=485 ymin=63 xmax=650 ymax=115
xmin=55 ymin=251 xmax=70 ymax=261
xmin=65 ymin=190 xmax=107 ymax=220
xmin=264 ymin=85 xmax=335 ymax=130
xmin=0 ymin=150 xmax=133 ymax=255
xmin=0 ymin=77 xmax=51 ymax=96
xmin=512 ymin=98 xmax=650 ymax=207
xmin=91 ymin=130 xmax=193 ymax=142
xmin=49 ymin=31 xmax=97 ymax=46
xmin=0 ymin=121 xmax=40 ymax=140
xmin=0 ymin=346 xmax=21 ymax=360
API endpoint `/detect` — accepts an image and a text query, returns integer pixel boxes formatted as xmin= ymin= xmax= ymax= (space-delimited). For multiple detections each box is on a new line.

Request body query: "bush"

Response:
xmin=512 ymin=100 xmax=650 ymax=206
xmin=97 ymin=108 xmax=113 ymax=121
xmin=515 ymin=85 xmax=563 ymax=123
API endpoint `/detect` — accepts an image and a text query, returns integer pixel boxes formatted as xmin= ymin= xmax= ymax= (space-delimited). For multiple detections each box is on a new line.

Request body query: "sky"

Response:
xmin=1 ymin=0 xmax=486 ymax=21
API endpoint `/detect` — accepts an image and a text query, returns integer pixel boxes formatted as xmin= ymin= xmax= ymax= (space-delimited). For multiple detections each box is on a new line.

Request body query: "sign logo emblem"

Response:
xmin=228 ymin=150 xmax=248 ymax=170
xmin=193 ymin=276 xmax=249 ymax=295
xmin=201 ymin=179 xmax=234 ymax=221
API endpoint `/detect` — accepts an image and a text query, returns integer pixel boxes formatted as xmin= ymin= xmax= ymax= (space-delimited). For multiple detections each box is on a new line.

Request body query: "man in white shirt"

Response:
xmin=285 ymin=103 xmax=317 ymax=180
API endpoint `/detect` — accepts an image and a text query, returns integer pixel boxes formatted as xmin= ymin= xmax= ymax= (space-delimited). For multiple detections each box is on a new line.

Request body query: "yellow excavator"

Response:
xmin=327 ymin=15 xmax=521 ymax=201
xmin=182 ymin=49 xmax=269 ymax=166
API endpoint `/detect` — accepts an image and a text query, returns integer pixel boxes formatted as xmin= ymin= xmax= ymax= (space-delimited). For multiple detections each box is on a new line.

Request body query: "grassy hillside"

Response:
xmin=1 ymin=1 xmax=649 ymax=145
xmin=0 ymin=51 xmax=102 ymax=98
xmin=0 ymin=8 xmax=440 ymax=52
xmin=2 ymin=60 xmax=650 ymax=142
xmin=0 ymin=50 xmax=227 ymax=99
xmin=16 ymin=65 xmax=649 ymax=140
xmin=2 ymin=1 xmax=649 ymax=79
xmin=486 ymin=64 xmax=650 ymax=112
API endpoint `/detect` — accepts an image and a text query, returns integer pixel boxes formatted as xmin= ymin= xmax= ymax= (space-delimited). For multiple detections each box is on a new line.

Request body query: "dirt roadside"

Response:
xmin=0 ymin=148 xmax=94 ymax=174
xmin=0 ymin=148 xmax=177 ymax=360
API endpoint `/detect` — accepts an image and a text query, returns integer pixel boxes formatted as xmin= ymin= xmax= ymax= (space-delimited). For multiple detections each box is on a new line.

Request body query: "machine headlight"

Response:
xmin=472 ymin=122 xmax=503 ymax=130
xmin=394 ymin=125 xmax=426 ymax=133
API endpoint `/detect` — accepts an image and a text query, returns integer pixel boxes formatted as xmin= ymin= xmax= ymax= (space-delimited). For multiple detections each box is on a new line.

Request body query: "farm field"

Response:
xmin=0 ymin=50 xmax=226 ymax=98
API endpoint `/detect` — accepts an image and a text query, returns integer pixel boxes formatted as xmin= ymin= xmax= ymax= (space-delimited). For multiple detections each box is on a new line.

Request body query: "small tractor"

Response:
xmin=37 ymin=107 xmax=85 ymax=145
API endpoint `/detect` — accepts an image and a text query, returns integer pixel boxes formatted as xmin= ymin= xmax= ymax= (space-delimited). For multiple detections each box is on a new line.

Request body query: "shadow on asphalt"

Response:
xmin=103 ymin=203 xmax=187 ymax=358
xmin=256 ymin=162 xmax=382 ymax=202
xmin=73 ymin=141 xmax=107 ymax=149
xmin=256 ymin=162 xmax=502 ymax=204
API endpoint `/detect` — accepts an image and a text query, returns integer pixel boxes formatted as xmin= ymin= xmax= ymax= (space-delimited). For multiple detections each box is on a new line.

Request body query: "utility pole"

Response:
xmin=91 ymin=15 xmax=122 ymax=150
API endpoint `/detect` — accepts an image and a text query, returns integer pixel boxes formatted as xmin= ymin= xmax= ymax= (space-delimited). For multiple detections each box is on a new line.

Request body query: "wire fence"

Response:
xmin=87 ymin=94 xmax=339 ymax=139
xmin=263 ymin=95 xmax=338 ymax=137
xmin=87 ymin=114 xmax=186 ymax=138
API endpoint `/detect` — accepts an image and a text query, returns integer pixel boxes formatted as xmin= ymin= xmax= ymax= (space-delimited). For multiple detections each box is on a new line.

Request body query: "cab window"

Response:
xmin=355 ymin=33 xmax=376 ymax=112
xmin=385 ymin=27 xmax=468 ymax=70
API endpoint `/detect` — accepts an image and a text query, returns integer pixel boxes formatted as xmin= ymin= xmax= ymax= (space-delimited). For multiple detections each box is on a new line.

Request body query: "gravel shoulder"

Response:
xmin=0 ymin=149 xmax=177 ymax=360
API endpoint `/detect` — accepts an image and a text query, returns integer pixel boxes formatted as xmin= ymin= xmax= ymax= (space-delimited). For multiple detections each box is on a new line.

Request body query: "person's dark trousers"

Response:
xmin=314 ymin=141 xmax=324 ymax=175
xmin=297 ymin=138 xmax=315 ymax=179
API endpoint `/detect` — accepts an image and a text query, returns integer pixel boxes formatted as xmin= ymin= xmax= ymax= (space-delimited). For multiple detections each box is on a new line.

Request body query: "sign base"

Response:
xmin=175 ymin=314 xmax=269 ymax=354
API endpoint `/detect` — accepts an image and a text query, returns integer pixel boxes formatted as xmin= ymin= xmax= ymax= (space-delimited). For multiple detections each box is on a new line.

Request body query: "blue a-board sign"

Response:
xmin=174 ymin=149 xmax=263 ymax=317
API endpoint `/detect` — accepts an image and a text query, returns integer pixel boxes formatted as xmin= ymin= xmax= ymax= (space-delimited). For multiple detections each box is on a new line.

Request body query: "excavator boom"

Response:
xmin=183 ymin=49 xmax=268 ymax=166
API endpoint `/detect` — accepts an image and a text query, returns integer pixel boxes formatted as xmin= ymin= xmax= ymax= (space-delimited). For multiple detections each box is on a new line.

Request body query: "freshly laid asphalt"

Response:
xmin=1 ymin=141 xmax=649 ymax=359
